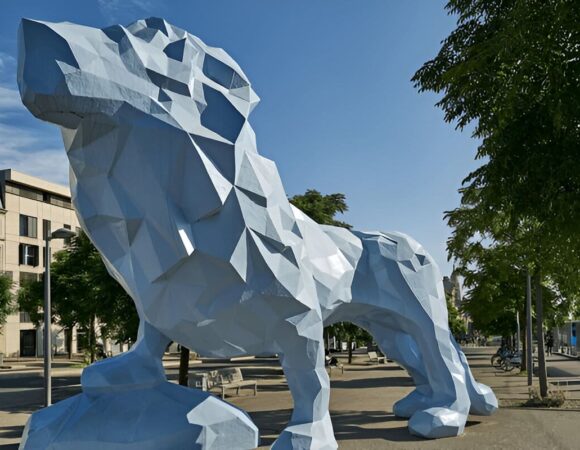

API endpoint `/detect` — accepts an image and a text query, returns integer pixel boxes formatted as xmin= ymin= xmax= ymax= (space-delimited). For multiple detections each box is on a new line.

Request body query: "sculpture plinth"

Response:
xmin=20 ymin=382 xmax=259 ymax=450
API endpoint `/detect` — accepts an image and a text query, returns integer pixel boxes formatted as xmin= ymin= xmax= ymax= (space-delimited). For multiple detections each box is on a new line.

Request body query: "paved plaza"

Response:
xmin=1 ymin=348 xmax=580 ymax=449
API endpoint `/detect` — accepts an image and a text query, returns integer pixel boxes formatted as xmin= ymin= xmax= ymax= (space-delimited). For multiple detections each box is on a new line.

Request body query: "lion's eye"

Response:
xmin=203 ymin=54 xmax=248 ymax=90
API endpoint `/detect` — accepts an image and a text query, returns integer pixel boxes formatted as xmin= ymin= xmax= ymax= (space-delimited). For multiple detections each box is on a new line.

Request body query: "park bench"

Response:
xmin=214 ymin=367 xmax=258 ymax=399
xmin=368 ymin=351 xmax=385 ymax=364
xmin=188 ymin=368 xmax=257 ymax=398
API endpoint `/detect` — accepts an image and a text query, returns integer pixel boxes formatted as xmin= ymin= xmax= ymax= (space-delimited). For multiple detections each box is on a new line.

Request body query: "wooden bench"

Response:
xmin=326 ymin=363 xmax=344 ymax=377
xmin=215 ymin=368 xmax=258 ymax=399
xmin=368 ymin=351 xmax=385 ymax=364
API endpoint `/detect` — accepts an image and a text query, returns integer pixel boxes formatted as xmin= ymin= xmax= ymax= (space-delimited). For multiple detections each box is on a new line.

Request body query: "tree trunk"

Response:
xmin=526 ymin=270 xmax=533 ymax=386
xmin=535 ymin=273 xmax=548 ymax=398
xmin=347 ymin=339 xmax=353 ymax=364
xmin=66 ymin=328 xmax=73 ymax=360
xmin=178 ymin=346 xmax=190 ymax=386
xmin=89 ymin=315 xmax=96 ymax=363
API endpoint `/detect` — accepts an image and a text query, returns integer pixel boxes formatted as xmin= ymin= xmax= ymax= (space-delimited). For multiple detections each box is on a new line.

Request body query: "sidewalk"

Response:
xmin=0 ymin=354 xmax=200 ymax=377
xmin=1 ymin=348 xmax=580 ymax=449
xmin=460 ymin=348 xmax=580 ymax=406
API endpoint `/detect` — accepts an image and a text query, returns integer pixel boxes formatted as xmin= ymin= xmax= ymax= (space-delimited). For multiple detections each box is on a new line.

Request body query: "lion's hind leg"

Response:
xmin=452 ymin=337 xmax=498 ymax=415
xmin=354 ymin=231 xmax=472 ymax=439
xmin=366 ymin=312 xmax=471 ymax=438
xmin=367 ymin=326 xmax=433 ymax=418
xmin=371 ymin=325 xmax=497 ymax=418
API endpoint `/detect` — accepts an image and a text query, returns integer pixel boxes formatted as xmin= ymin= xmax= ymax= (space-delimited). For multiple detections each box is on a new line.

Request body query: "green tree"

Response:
xmin=413 ymin=0 xmax=580 ymax=234
xmin=331 ymin=322 xmax=372 ymax=364
xmin=18 ymin=232 xmax=138 ymax=361
xmin=446 ymin=293 xmax=466 ymax=339
xmin=289 ymin=190 xmax=351 ymax=229
xmin=413 ymin=0 xmax=580 ymax=397
xmin=0 ymin=274 xmax=14 ymax=336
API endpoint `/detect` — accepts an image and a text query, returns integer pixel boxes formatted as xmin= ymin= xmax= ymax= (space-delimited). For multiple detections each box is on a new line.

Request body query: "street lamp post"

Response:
xmin=44 ymin=227 xmax=76 ymax=407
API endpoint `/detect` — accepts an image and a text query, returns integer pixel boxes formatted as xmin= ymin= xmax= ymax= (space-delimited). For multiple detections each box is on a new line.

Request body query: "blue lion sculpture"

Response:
xmin=18 ymin=18 xmax=497 ymax=450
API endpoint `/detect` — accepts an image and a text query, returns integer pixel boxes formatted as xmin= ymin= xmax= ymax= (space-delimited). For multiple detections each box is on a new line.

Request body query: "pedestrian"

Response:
xmin=546 ymin=332 xmax=554 ymax=356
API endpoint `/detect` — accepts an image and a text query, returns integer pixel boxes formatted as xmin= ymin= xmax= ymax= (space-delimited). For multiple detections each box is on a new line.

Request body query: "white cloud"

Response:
xmin=0 ymin=122 xmax=68 ymax=186
xmin=0 ymin=52 xmax=17 ymax=87
xmin=0 ymin=52 xmax=16 ymax=71
xmin=0 ymin=50 xmax=68 ymax=186
xmin=97 ymin=0 xmax=156 ymax=21
xmin=0 ymin=86 xmax=24 ymax=112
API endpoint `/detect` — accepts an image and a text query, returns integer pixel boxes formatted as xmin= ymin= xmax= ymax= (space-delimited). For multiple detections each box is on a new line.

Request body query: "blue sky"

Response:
xmin=0 ymin=0 xmax=481 ymax=275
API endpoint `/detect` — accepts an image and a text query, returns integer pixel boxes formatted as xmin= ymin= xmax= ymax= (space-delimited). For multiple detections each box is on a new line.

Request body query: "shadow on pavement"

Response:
xmin=250 ymin=408 xmax=424 ymax=446
xmin=331 ymin=376 xmax=414 ymax=390
xmin=346 ymin=365 xmax=405 ymax=372
xmin=0 ymin=424 xmax=24 ymax=440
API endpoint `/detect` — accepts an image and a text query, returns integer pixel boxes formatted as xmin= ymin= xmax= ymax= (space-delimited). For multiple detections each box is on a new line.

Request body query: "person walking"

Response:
xmin=545 ymin=332 xmax=554 ymax=356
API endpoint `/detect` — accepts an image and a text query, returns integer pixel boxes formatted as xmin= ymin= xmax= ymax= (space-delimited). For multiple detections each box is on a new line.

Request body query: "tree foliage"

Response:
xmin=414 ymin=0 xmax=580 ymax=234
xmin=290 ymin=189 xmax=351 ymax=229
xmin=413 ymin=0 xmax=580 ymax=337
xmin=0 ymin=274 xmax=14 ymax=332
xmin=18 ymin=232 xmax=139 ymax=358
xmin=330 ymin=322 xmax=372 ymax=364
xmin=446 ymin=293 xmax=467 ymax=338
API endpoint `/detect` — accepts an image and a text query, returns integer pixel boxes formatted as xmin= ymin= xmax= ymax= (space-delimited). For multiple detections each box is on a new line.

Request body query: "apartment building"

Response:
xmin=0 ymin=169 xmax=81 ymax=357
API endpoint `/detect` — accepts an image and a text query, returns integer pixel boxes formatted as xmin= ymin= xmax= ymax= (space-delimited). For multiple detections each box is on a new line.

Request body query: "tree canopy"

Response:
xmin=18 ymin=232 xmax=138 ymax=359
xmin=289 ymin=189 xmax=351 ymax=229
xmin=413 ymin=0 xmax=580 ymax=235
xmin=413 ymin=0 xmax=580 ymax=336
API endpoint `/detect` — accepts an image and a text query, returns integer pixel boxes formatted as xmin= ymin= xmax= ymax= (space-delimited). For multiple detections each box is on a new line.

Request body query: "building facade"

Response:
xmin=0 ymin=169 xmax=81 ymax=358
xmin=443 ymin=271 xmax=472 ymax=336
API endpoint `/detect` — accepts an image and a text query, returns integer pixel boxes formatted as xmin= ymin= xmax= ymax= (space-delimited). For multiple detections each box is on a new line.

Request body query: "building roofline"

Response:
xmin=0 ymin=169 xmax=70 ymax=198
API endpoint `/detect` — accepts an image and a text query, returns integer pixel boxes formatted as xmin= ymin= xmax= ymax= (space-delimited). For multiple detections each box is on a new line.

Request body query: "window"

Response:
xmin=19 ymin=311 xmax=31 ymax=323
xmin=5 ymin=182 xmax=73 ymax=210
xmin=43 ymin=219 xmax=51 ymax=240
xmin=49 ymin=195 xmax=72 ymax=209
xmin=63 ymin=224 xmax=72 ymax=245
xmin=5 ymin=183 xmax=43 ymax=201
xmin=19 ymin=215 xmax=38 ymax=238
xmin=19 ymin=244 xmax=39 ymax=267
xmin=19 ymin=272 xmax=39 ymax=283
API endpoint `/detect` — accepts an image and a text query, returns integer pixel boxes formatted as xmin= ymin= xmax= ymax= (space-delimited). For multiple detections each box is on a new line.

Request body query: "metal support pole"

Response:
xmin=526 ymin=271 xmax=533 ymax=386
xmin=43 ymin=238 xmax=51 ymax=407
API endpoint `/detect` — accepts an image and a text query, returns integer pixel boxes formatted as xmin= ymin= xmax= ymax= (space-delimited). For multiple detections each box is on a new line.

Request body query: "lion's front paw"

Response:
xmin=271 ymin=413 xmax=337 ymax=450
xmin=408 ymin=406 xmax=467 ymax=439
xmin=393 ymin=387 xmax=432 ymax=418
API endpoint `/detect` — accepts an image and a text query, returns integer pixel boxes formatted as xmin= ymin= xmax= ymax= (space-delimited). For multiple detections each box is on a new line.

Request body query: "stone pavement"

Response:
xmin=1 ymin=348 xmax=580 ymax=449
